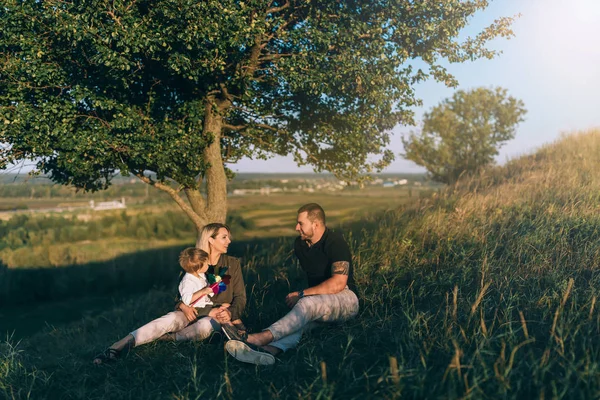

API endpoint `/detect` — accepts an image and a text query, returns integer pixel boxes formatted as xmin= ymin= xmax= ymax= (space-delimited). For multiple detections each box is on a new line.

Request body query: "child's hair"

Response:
xmin=179 ymin=247 xmax=209 ymax=274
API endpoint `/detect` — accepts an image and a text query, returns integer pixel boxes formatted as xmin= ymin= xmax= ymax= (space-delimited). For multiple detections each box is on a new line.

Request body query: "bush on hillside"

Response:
xmin=403 ymin=87 xmax=527 ymax=184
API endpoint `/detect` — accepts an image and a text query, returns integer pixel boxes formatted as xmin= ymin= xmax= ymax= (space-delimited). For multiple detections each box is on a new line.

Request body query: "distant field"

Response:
xmin=228 ymin=188 xmax=431 ymax=237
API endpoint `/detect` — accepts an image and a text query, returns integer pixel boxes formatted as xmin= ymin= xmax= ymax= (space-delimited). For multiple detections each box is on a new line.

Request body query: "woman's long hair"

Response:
xmin=196 ymin=223 xmax=231 ymax=256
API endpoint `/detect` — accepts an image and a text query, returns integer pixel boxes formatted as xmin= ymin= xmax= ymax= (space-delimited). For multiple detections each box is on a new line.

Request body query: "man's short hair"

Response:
xmin=297 ymin=203 xmax=326 ymax=225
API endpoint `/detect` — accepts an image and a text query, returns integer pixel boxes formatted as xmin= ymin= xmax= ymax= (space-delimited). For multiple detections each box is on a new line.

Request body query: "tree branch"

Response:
xmin=229 ymin=105 xmax=285 ymax=120
xmin=219 ymin=83 xmax=236 ymax=107
xmin=261 ymin=14 xmax=298 ymax=48
xmin=75 ymin=114 xmax=111 ymax=129
xmin=184 ymin=188 xmax=208 ymax=221
xmin=106 ymin=10 xmax=123 ymax=28
xmin=135 ymin=172 xmax=205 ymax=229
xmin=266 ymin=1 xmax=290 ymax=15
xmin=253 ymin=123 xmax=283 ymax=132
xmin=223 ymin=123 xmax=248 ymax=131
xmin=233 ymin=127 xmax=283 ymax=150
xmin=258 ymin=53 xmax=293 ymax=61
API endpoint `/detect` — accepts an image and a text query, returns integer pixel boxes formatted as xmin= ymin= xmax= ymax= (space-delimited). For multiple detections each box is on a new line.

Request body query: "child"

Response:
xmin=178 ymin=247 xmax=229 ymax=310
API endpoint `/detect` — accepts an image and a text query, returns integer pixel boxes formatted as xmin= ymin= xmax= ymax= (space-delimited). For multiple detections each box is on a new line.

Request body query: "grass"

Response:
xmin=4 ymin=129 xmax=600 ymax=398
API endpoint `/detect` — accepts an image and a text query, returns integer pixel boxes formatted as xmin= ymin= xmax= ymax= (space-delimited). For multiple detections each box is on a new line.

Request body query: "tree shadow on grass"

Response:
xmin=0 ymin=234 xmax=303 ymax=339
xmin=0 ymin=237 xmax=285 ymax=304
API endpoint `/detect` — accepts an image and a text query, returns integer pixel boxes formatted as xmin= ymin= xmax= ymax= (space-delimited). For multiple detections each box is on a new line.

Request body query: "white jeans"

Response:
xmin=267 ymin=288 xmax=359 ymax=352
xmin=130 ymin=311 xmax=220 ymax=346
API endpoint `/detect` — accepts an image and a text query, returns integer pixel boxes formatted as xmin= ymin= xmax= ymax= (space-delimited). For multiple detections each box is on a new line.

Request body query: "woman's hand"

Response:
xmin=208 ymin=305 xmax=229 ymax=319
xmin=179 ymin=302 xmax=198 ymax=322
xmin=208 ymin=307 xmax=220 ymax=319
xmin=213 ymin=306 xmax=232 ymax=324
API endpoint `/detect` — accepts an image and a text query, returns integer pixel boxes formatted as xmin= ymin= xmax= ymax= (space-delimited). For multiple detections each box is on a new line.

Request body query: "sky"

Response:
xmin=231 ymin=0 xmax=600 ymax=173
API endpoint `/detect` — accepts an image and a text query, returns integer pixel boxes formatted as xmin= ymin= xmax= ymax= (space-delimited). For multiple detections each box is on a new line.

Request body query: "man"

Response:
xmin=224 ymin=203 xmax=359 ymax=365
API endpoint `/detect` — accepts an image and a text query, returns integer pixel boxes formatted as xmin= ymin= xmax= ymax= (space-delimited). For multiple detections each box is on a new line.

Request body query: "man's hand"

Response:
xmin=179 ymin=302 xmax=198 ymax=322
xmin=285 ymin=292 xmax=301 ymax=308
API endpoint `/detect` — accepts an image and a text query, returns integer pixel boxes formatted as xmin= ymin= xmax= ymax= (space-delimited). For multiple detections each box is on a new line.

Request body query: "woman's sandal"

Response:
xmin=221 ymin=323 xmax=248 ymax=342
xmin=92 ymin=348 xmax=121 ymax=365
xmin=233 ymin=321 xmax=248 ymax=333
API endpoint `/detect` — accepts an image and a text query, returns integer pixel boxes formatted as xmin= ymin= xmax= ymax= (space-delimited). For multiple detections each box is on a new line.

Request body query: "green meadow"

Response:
xmin=4 ymin=130 xmax=600 ymax=398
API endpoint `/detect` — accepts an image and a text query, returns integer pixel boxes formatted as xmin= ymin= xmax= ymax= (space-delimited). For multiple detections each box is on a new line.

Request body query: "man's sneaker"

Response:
xmin=221 ymin=323 xmax=247 ymax=342
xmin=225 ymin=340 xmax=275 ymax=366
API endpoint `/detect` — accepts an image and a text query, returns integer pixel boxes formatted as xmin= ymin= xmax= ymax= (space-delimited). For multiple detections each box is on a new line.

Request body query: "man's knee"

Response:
xmin=294 ymin=296 xmax=322 ymax=318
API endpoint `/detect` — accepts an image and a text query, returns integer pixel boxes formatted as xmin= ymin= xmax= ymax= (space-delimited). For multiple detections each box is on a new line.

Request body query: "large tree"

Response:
xmin=402 ymin=87 xmax=527 ymax=184
xmin=0 ymin=0 xmax=515 ymax=237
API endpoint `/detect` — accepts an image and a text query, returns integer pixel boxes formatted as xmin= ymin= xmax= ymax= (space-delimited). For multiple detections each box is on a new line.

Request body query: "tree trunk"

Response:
xmin=202 ymin=99 xmax=228 ymax=224
xmin=151 ymin=98 xmax=229 ymax=245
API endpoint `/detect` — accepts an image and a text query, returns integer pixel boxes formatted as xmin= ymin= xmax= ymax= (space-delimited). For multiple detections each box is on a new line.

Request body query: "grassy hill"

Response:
xmin=3 ymin=129 xmax=600 ymax=399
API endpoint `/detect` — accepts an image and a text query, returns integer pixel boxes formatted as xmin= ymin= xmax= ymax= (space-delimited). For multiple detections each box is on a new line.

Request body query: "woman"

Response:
xmin=93 ymin=223 xmax=246 ymax=364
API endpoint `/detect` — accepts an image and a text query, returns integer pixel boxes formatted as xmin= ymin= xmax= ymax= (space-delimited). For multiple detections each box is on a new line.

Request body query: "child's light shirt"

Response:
xmin=179 ymin=272 xmax=214 ymax=307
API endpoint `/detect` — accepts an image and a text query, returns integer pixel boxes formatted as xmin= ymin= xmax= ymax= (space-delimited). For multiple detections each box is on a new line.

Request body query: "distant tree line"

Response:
xmin=0 ymin=212 xmax=193 ymax=251
xmin=0 ymin=182 xmax=154 ymax=199
xmin=0 ymin=211 xmax=254 ymax=252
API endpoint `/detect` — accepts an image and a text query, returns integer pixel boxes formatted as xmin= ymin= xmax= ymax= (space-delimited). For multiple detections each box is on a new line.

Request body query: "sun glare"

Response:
xmin=527 ymin=0 xmax=600 ymax=82
xmin=540 ymin=0 xmax=600 ymax=44
xmin=571 ymin=0 xmax=600 ymax=24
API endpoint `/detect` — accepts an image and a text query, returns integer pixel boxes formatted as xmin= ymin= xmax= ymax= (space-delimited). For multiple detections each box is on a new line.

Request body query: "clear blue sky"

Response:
xmin=231 ymin=0 xmax=600 ymax=173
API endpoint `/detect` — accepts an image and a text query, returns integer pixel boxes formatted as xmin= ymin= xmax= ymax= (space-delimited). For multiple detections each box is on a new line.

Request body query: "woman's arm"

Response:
xmin=178 ymin=302 xmax=199 ymax=322
xmin=226 ymin=258 xmax=247 ymax=321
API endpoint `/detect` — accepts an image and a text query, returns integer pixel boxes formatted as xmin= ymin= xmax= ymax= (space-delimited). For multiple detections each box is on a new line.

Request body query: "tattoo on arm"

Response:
xmin=331 ymin=261 xmax=350 ymax=276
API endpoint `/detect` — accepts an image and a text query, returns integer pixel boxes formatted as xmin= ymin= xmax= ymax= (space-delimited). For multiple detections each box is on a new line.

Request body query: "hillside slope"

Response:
xmin=4 ymin=129 xmax=600 ymax=399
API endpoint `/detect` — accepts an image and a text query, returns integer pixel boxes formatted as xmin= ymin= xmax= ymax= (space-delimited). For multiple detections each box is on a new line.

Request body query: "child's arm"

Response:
xmin=189 ymin=287 xmax=214 ymax=305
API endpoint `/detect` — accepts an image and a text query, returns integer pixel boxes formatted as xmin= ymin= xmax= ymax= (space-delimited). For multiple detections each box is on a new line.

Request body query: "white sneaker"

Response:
xmin=225 ymin=340 xmax=276 ymax=366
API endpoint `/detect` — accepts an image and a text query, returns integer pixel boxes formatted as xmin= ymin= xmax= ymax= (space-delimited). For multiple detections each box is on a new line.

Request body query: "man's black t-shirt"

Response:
xmin=294 ymin=228 xmax=354 ymax=288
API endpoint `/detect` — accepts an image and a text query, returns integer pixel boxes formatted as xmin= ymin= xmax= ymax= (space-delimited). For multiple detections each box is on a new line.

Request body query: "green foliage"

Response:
xmin=0 ymin=1 xmax=516 ymax=221
xmin=402 ymin=87 xmax=527 ymax=183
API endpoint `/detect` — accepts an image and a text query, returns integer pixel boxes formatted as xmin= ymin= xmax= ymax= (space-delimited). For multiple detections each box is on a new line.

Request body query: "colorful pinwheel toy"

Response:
xmin=190 ymin=267 xmax=231 ymax=306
